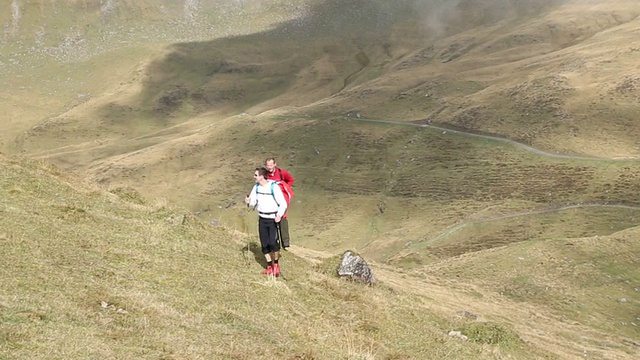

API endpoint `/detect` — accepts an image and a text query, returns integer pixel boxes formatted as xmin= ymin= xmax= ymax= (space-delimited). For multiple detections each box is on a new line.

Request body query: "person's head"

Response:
xmin=264 ymin=157 xmax=277 ymax=174
xmin=254 ymin=167 xmax=269 ymax=183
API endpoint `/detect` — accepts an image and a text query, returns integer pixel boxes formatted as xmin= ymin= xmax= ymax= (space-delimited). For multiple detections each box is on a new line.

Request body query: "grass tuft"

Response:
xmin=459 ymin=322 xmax=524 ymax=348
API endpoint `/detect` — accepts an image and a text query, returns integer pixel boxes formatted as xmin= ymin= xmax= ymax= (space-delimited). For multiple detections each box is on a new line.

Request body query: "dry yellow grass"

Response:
xmin=2 ymin=1 xmax=640 ymax=359
xmin=2 ymin=154 xmax=567 ymax=359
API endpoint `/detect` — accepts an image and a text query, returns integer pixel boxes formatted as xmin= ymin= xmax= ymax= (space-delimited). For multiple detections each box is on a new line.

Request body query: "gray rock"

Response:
xmin=456 ymin=310 xmax=478 ymax=320
xmin=337 ymin=251 xmax=376 ymax=285
xmin=448 ymin=330 xmax=468 ymax=341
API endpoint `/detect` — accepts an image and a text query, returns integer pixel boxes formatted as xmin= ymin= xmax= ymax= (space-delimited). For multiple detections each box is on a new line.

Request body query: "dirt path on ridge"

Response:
xmin=284 ymin=245 xmax=635 ymax=359
xmin=344 ymin=116 xmax=640 ymax=161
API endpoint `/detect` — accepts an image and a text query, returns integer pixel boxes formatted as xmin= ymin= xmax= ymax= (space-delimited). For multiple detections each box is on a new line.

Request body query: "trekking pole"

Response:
xmin=247 ymin=233 xmax=251 ymax=263
xmin=277 ymin=220 xmax=284 ymax=250
xmin=242 ymin=194 xmax=254 ymax=263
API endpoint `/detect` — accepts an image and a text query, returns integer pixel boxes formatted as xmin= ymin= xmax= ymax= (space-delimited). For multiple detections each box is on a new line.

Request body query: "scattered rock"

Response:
xmin=618 ymin=298 xmax=628 ymax=303
xmin=337 ymin=251 xmax=376 ymax=285
xmin=100 ymin=301 xmax=128 ymax=315
xmin=167 ymin=214 xmax=186 ymax=226
xmin=154 ymin=85 xmax=189 ymax=113
xmin=623 ymin=339 xmax=640 ymax=348
xmin=448 ymin=330 xmax=469 ymax=341
xmin=456 ymin=310 xmax=478 ymax=320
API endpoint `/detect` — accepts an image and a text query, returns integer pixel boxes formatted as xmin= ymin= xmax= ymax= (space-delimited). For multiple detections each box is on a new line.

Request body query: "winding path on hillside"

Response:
xmin=283 ymin=244 xmax=633 ymax=359
xmin=340 ymin=116 xmax=640 ymax=242
xmin=343 ymin=117 xmax=640 ymax=161
xmin=426 ymin=203 xmax=640 ymax=245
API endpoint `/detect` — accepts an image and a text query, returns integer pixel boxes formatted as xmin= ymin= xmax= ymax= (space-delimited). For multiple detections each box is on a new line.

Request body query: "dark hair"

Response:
xmin=255 ymin=167 xmax=269 ymax=178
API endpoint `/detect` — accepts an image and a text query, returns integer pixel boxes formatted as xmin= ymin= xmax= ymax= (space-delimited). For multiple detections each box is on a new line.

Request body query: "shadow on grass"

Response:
xmin=242 ymin=241 xmax=267 ymax=269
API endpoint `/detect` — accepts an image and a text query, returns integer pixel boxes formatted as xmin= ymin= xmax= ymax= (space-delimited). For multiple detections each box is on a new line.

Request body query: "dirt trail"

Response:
xmin=345 ymin=117 xmax=640 ymax=161
xmin=428 ymin=203 xmax=640 ymax=244
xmin=285 ymin=245 xmax=635 ymax=359
xmin=374 ymin=265 xmax=636 ymax=360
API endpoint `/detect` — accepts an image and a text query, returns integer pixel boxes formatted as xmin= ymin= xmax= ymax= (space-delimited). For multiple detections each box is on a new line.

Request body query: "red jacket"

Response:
xmin=267 ymin=167 xmax=295 ymax=187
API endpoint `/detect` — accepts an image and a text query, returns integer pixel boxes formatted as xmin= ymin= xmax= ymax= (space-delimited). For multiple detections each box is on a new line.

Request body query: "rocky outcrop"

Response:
xmin=337 ymin=251 xmax=375 ymax=285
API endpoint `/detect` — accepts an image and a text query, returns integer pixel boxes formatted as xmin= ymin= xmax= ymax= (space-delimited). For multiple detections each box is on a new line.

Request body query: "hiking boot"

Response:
xmin=273 ymin=263 xmax=281 ymax=277
xmin=261 ymin=265 xmax=273 ymax=275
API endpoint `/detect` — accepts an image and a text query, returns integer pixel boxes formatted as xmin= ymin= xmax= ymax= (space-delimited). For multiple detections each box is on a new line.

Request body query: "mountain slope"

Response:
xmin=2 ymin=2 xmax=640 ymax=358
xmin=0 ymin=153 xmax=571 ymax=359
xmin=3 ymin=0 xmax=640 ymax=282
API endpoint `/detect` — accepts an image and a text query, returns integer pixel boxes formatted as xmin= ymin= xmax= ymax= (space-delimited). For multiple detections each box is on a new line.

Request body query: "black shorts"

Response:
xmin=258 ymin=217 xmax=280 ymax=254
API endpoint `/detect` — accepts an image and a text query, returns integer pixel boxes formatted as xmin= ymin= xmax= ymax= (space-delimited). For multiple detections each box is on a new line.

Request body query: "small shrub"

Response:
xmin=459 ymin=322 xmax=524 ymax=348
xmin=315 ymin=254 xmax=343 ymax=277
xmin=109 ymin=186 xmax=146 ymax=205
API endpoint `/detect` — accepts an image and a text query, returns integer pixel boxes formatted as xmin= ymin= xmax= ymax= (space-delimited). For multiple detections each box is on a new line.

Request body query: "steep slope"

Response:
xmin=0 ymin=154 xmax=567 ymax=359
xmin=421 ymin=227 xmax=640 ymax=356
xmin=0 ymin=0 xmax=310 ymax=152
xmin=304 ymin=0 xmax=640 ymax=157
xmin=5 ymin=1 xmax=637 ymax=158
xmin=2 ymin=155 xmax=639 ymax=359
xmin=2 ymin=0 xmax=639 ymax=262
xmin=2 ymin=2 xmax=640 ymax=358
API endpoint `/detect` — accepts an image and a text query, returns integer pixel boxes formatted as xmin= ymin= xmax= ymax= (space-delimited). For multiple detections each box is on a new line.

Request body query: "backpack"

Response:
xmin=273 ymin=168 xmax=294 ymax=206
xmin=277 ymin=180 xmax=294 ymax=206
xmin=255 ymin=181 xmax=294 ymax=207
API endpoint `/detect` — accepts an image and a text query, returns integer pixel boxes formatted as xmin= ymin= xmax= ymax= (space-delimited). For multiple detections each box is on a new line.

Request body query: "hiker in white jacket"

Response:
xmin=245 ymin=167 xmax=288 ymax=276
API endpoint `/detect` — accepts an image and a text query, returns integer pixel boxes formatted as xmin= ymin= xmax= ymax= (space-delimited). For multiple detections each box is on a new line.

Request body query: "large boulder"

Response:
xmin=337 ymin=251 xmax=376 ymax=285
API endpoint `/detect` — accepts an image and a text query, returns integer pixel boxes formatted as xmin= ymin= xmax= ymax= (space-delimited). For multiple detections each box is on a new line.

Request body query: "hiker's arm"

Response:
xmin=282 ymin=169 xmax=295 ymax=186
xmin=274 ymin=187 xmax=288 ymax=217
xmin=247 ymin=187 xmax=258 ymax=208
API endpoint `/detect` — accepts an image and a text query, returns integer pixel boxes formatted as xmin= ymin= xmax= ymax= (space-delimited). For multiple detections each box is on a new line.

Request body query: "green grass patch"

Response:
xmin=460 ymin=322 xmax=525 ymax=348
xmin=2 ymin=154 xmax=560 ymax=359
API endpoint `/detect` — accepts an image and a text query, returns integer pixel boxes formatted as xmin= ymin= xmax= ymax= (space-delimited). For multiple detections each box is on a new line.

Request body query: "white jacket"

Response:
xmin=248 ymin=180 xmax=288 ymax=219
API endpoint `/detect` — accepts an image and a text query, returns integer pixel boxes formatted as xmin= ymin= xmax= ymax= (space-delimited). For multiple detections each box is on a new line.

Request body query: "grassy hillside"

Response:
xmin=0 ymin=0 xmax=310 ymax=152
xmin=0 ymin=154 xmax=573 ymax=359
xmin=46 ymin=112 xmax=640 ymax=265
xmin=5 ymin=0 xmax=640 ymax=157
xmin=424 ymin=229 xmax=640 ymax=343
xmin=2 ymin=1 xmax=640 ymax=358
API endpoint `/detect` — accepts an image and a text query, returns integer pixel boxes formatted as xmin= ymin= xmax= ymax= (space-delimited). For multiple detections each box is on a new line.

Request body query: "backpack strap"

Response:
xmin=254 ymin=182 xmax=280 ymax=206
xmin=270 ymin=181 xmax=279 ymax=206
xmin=254 ymin=182 xmax=280 ymax=216
xmin=278 ymin=168 xmax=284 ymax=181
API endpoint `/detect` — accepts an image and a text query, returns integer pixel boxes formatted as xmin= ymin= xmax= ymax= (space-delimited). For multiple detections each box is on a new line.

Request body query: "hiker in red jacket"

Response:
xmin=265 ymin=157 xmax=294 ymax=249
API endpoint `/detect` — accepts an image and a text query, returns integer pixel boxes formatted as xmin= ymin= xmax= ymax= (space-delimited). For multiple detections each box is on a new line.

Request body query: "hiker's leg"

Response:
xmin=271 ymin=250 xmax=281 ymax=276
xmin=259 ymin=218 xmax=274 ymax=274
xmin=267 ymin=220 xmax=282 ymax=275
xmin=279 ymin=217 xmax=291 ymax=248
xmin=258 ymin=217 xmax=271 ymax=255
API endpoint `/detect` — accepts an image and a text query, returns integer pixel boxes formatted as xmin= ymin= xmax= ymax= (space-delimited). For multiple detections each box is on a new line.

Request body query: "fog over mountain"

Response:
xmin=2 ymin=0 xmax=574 ymax=52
